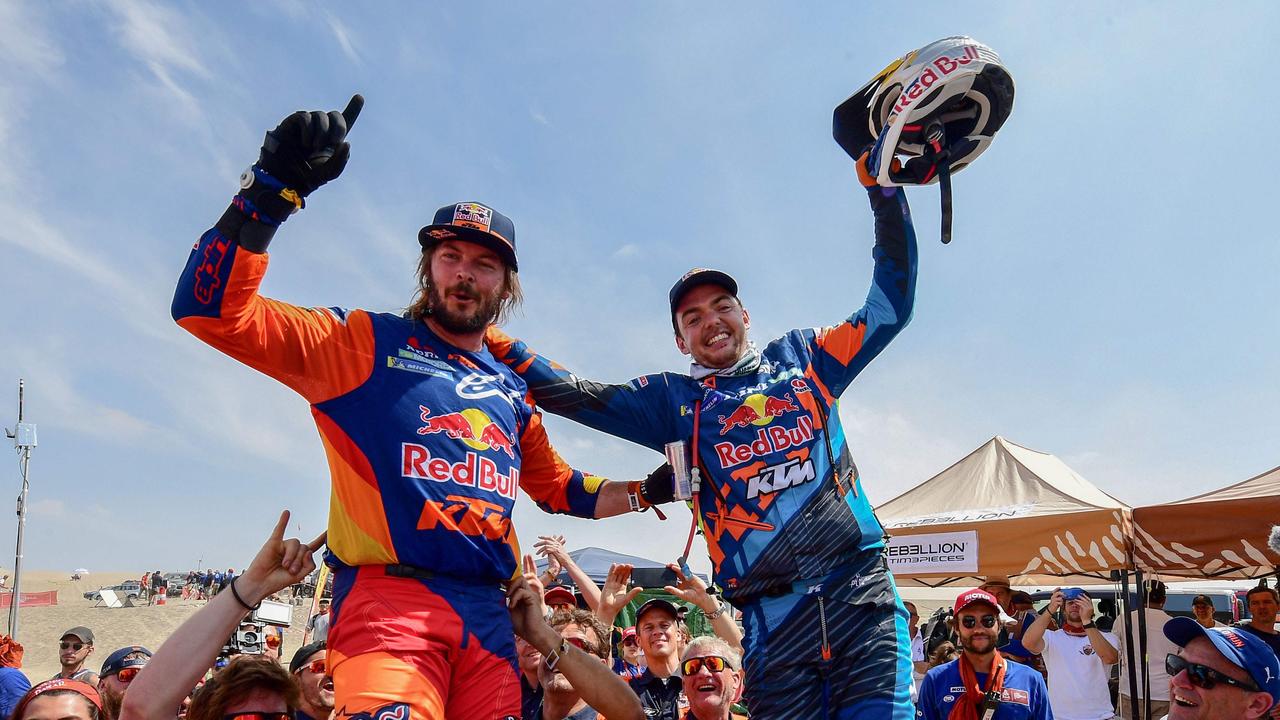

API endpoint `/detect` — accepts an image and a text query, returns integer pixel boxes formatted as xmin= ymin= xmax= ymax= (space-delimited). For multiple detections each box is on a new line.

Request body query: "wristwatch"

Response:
xmin=1083 ymin=621 xmax=1096 ymax=630
xmin=543 ymin=638 xmax=571 ymax=670
xmin=706 ymin=602 xmax=729 ymax=621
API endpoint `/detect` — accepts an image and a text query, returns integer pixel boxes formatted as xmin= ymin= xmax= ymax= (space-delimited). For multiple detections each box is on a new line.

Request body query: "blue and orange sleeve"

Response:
xmin=516 ymin=409 xmax=604 ymax=519
xmin=172 ymin=225 xmax=374 ymax=404
xmin=803 ymin=185 xmax=918 ymax=401
xmin=486 ymin=327 xmax=676 ymax=451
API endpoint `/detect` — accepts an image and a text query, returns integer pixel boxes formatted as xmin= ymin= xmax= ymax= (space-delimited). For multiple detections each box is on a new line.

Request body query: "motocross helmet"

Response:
xmin=834 ymin=36 xmax=1014 ymax=242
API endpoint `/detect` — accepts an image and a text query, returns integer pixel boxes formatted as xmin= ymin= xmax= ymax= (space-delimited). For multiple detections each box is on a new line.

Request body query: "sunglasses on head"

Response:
xmin=223 ymin=714 xmax=290 ymax=720
xmin=681 ymin=655 xmax=730 ymax=675
xmin=960 ymin=615 xmax=998 ymax=629
xmin=1166 ymin=654 xmax=1260 ymax=693
xmin=115 ymin=666 xmax=142 ymax=683
xmin=59 ymin=641 xmax=87 ymax=651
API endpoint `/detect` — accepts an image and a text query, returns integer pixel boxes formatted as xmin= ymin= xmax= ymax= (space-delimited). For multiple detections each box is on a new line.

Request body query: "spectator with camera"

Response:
xmin=1023 ymin=587 xmax=1118 ymax=720
xmin=289 ymin=641 xmax=334 ymax=720
xmin=506 ymin=569 xmax=642 ymax=720
xmin=119 ymin=511 xmax=322 ymax=720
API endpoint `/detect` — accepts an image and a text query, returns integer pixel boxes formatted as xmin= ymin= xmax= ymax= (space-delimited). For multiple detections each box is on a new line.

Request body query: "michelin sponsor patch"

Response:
xmin=387 ymin=356 xmax=452 ymax=378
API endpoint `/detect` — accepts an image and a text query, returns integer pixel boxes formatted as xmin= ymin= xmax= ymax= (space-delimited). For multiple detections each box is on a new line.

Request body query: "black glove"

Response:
xmin=639 ymin=463 xmax=676 ymax=506
xmin=257 ymin=94 xmax=364 ymax=197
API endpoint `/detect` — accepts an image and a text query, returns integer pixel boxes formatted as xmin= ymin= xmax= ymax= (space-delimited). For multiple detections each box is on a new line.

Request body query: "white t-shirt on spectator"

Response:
xmin=1040 ymin=627 xmax=1119 ymax=720
xmin=910 ymin=632 xmax=925 ymax=701
xmin=1113 ymin=607 xmax=1178 ymax=701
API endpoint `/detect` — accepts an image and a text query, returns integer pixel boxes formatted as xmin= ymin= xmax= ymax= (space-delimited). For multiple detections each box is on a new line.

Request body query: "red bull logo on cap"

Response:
xmin=415 ymin=406 xmax=516 ymax=459
xmin=452 ymin=203 xmax=493 ymax=233
xmin=716 ymin=392 xmax=800 ymax=435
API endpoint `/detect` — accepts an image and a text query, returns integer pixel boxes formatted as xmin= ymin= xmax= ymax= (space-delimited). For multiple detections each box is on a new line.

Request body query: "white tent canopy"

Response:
xmin=876 ymin=436 xmax=1132 ymax=586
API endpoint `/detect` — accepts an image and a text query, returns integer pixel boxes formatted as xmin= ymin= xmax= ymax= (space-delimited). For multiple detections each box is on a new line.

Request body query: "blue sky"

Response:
xmin=0 ymin=2 xmax=1276 ymax=575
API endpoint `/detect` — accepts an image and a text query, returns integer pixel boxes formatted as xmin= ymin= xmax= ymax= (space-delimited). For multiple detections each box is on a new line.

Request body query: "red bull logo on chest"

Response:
xmin=401 ymin=443 xmax=519 ymax=500
xmin=716 ymin=392 xmax=799 ymax=435
xmin=416 ymin=406 xmax=515 ymax=459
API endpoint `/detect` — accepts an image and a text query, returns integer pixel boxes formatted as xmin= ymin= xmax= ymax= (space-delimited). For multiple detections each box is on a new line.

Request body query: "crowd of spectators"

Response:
xmin=7 ymin=522 xmax=1279 ymax=720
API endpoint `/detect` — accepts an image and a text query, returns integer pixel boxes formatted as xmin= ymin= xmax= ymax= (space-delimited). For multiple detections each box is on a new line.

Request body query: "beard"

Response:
xmin=425 ymin=279 xmax=502 ymax=333
xmin=960 ymin=631 xmax=996 ymax=656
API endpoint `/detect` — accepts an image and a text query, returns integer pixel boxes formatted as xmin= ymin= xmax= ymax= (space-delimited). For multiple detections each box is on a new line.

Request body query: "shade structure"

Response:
xmin=1131 ymin=464 xmax=1280 ymax=579
xmin=875 ymin=436 xmax=1132 ymax=586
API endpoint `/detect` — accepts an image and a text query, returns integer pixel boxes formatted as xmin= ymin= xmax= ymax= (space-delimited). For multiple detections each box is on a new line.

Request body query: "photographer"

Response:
xmin=119 ymin=511 xmax=324 ymax=720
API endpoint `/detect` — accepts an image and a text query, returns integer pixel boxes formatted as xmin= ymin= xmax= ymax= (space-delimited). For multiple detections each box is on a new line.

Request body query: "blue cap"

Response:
xmin=1164 ymin=617 xmax=1280 ymax=700
xmin=100 ymin=645 xmax=152 ymax=677
xmin=418 ymin=202 xmax=518 ymax=270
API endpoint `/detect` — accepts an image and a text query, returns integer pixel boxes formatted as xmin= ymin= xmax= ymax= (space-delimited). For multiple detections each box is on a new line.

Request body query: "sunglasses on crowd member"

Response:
xmin=59 ymin=641 xmax=87 ymax=651
xmin=960 ymin=615 xmax=998 ymax=629
xmin=223 ymin=714 xmax=290 ymax=720
xmin=301 ymin=659 xmax=327 ymax=675
xmin=621 ymin=637 xmax=638 ymax=647
xmin=682 ymin=656 xmax=731 ymax=675
xmin=116 ymin=667 xmax=142 ymax=684
xmin=1166 ymin=654 xmax=1261 ymax=693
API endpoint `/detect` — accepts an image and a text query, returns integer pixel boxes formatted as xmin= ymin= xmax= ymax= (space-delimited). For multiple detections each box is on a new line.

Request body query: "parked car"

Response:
xmin=83 ymin=580 xmax=142 ymax=601
xmin=164 ymin=572 xmax=188 ymax=596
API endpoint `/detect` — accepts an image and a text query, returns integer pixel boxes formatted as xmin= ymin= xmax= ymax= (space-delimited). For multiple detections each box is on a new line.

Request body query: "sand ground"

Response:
xmin=1 ymin=570 xmax=315 ymax=681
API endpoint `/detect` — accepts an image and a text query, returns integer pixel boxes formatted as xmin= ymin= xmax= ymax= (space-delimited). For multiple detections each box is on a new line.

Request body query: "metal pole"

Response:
xmin=6 ymin=380 xmax=34 ymax=640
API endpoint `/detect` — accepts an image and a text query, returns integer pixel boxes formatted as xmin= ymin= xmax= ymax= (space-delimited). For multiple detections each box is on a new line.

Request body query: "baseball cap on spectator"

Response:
xmin=636 ymin=598 xmax=681 ymax=623
xmin=954 ymin=589 xmax=1000 ymax=614
xmin=100 ymin=645 xmax=152 ymax=676
xmin=543 ymin=586 xmax=575 ymax=607
xmin=1191 ymin=594 xmax=1215 ymax=608
xmin=1143 ymin=579 xmax=1167 ymax=603
xmin=1164 ymin=616 xmax=1280 ymax=699
xmin=620 ymin=627 xmax=638 ymax=644
xmin=12 ymin=678 xmax=103 ymax=718
xmin=61 ymin=627 xmax=94 ymax=644
xmin=289 ymin=640 xmax=326 ymax=674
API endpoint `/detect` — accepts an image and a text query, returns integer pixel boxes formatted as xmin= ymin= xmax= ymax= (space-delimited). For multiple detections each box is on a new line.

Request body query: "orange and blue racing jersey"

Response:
xmin=172 ymin=223 xmax=602 ymax=584
xmin=489 ymin=185 xmax=916 ymax=600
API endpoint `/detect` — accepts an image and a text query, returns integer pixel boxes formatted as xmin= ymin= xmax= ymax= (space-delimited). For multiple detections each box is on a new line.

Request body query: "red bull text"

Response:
xmin=401 ymin=443 xmax=519 ymax=500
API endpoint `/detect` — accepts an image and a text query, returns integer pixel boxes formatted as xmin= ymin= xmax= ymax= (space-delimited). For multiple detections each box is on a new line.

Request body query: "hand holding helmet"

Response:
xmin=834 ymin=37 xmax=1015 ymax=243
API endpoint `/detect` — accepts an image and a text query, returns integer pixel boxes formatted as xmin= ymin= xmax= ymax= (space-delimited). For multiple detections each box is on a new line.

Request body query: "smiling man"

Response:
xmin=1163 ymin=617 xmax=1279 ymax=719
xmin=288 ymin=641 xmax=334 ymax=720
xmin=630 ymin=599 xmax=689 ymax=719
xmin=489 ymin=152 xmax=919 ymax=719
xmin=172 ymin=96 xmax=661 ymax=720
xmin=918 ymin=589 xmax=1051 ymax=720
xmin=678 ymin=637 xmax=745 ymax=720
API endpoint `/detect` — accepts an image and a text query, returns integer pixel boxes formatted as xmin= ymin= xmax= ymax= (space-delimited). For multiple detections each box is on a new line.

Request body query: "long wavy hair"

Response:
xmin=404 ymin=245 xmax=522 ymax=325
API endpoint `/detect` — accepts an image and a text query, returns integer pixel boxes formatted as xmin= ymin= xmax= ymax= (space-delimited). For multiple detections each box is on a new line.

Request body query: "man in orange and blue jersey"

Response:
xmin=487 ymin=152 xmax=918 ymax=718
xmin=172 ymin=95 xmax=668 ymax=720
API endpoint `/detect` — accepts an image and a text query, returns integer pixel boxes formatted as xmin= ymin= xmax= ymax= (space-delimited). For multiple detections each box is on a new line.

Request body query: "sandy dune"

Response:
xmin=2 ymin=571 xmax=314 ymax=682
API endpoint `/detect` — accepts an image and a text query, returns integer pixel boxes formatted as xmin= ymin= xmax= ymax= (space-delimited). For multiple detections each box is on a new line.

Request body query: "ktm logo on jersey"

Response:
xmin=417 ymin=494 xmax=511 ymax=542
xmin=746 ymin=458 xmax=816 ymax=500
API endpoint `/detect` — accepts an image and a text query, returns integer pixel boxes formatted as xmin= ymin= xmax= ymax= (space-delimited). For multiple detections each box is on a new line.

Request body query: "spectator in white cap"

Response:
xmin=1163 ymin=616 xmax=1279 ymax=719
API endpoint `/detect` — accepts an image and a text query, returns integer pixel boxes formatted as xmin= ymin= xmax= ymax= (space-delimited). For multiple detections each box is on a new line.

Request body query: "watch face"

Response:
xmin=239 ymin=167 xmax=255 ymax=189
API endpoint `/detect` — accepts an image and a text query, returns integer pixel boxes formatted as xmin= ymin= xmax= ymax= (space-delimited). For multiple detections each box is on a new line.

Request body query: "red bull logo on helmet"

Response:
xmin=891 ymin=44 xmax=981 ymax=117
xmin=716 ymin=392 xmax=800 ymax=436
xmin=416 ymin=406 xmax=516 ymax=459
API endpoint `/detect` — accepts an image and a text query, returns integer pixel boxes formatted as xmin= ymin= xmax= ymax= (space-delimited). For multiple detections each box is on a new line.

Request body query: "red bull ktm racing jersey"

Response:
xmin=172 ymin=228 xmax=601 ymax=583
xmin=489 ymin=185 xmax=916 ymax=600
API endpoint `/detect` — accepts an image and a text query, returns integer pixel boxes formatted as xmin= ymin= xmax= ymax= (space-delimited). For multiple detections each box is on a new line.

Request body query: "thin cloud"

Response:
xmin=325 ymin=12 xmax=362 ymax=65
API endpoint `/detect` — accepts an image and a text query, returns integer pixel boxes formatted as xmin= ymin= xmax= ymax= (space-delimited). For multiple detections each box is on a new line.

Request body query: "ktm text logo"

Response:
xmin=416 ymin=406 xmax=515 ymax=459
xmin=746 ymin=458 xmax=816 ymax=500
xmin=717 ymin=392 xmax=799 ymax=435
